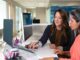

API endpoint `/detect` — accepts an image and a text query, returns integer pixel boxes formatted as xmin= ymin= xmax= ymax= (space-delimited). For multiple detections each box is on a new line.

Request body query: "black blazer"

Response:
xmin=39 ymin=25 xmax=72 ymax=51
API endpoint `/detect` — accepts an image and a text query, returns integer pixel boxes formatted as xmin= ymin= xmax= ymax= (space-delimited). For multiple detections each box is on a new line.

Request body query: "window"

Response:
xmin=0 ymin=0 xmax=7 ymax=29
xmin=15 ymin=6 xmax=24 ymax=40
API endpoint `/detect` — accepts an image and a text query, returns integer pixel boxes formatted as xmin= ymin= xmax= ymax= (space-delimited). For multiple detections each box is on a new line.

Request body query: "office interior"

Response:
xmin=0 ymin=0 xmax=80 ymax=59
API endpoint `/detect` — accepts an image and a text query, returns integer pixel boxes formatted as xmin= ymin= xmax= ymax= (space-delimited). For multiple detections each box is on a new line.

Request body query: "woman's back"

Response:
xmin=70 ymin=34 xmax=80 ymax=60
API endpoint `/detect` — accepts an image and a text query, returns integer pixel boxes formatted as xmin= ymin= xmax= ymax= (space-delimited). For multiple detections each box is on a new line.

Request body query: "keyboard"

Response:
xmin=17 ymin=45 xmax=35 ymax=54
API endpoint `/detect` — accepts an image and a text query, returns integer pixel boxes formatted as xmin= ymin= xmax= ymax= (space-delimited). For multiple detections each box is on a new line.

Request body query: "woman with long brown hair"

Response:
xmin=42 ymin=9 xmax=80 ymax=60
xmin=28 ymin=9 xmax=72 ymax=53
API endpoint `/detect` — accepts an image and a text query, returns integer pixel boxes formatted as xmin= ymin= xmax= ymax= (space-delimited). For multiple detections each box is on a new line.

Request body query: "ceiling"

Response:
xmin=14 ymin=0 xmax=49 ymax=8
xmin=14 ymin=0 xmax=80 ymax=8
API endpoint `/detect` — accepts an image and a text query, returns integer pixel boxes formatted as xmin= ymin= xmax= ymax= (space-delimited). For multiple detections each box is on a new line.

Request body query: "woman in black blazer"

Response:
xmin=28 ymin=9 xmax=72 ymax=51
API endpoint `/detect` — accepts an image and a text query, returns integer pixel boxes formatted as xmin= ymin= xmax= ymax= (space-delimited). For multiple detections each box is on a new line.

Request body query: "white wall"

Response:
xmin=0 ymin=0 xmax=7 ymax=29
xmin=36 ymin=7 xmax=47 ymax=23
xmin=31 ymin=7 xmax=48 ymax=24
xmin=0 ymin=0 xmax=7 ymax=41
xmin=50 ymin=1 xmax=80 ymax=6
xmin=46 ymin=7 xmax=50 ymax=24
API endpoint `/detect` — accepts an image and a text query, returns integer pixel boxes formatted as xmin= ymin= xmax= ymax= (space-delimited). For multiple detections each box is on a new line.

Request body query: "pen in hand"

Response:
xmin=25 ymin=42 xmax=39 ymax=49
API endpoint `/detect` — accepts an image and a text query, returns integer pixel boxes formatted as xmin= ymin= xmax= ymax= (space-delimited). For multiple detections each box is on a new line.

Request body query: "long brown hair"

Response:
xmin=50 ymin=9 xmax=69 ymax=46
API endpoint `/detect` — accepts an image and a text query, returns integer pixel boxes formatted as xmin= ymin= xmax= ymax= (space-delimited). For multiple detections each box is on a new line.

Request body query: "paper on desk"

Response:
xmin=35 ymin=45 xmax=58 ymax=59
xmin=26 ymin=55 xmax=39 ymax=60
xmin=20 ymin=43 xmax=58 ymax=60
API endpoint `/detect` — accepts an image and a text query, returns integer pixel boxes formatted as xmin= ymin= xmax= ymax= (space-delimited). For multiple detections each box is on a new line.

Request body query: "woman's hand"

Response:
xmin=49 ymin=44 xmax=57 ymax=49
xmin=40 ymin=57 xmax=53 ymax=60
xmin=59 ymin=58 xmax=70 ymax=60
xmin=25 ymin=42 xmax=39 ymax=49
xmin=54 ymin=48 xmax=63 ymax=55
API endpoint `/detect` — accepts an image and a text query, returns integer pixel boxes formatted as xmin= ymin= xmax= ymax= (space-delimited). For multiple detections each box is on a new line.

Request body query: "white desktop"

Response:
xmin=4 ymin=39 xmax=57 ymax=60
xmin=19 ymin=39 xmax=58 ymax=60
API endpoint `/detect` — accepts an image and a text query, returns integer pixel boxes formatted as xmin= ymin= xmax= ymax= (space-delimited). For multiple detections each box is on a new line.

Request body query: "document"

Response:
xmin=35 ymin=44 xmax=58 ymax=59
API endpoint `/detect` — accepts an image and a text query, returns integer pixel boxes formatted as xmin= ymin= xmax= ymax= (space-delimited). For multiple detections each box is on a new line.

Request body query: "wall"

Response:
xmin=46 ymin=7 xmax=50 ymax=24
xmin=36 ymin=7 xmax=47 ymax=23
xmin=50 ymin=1 xmax=80 ymax=6
xmin=6 ymin=0 xmax=16 ymax=37
xmin=36 ymin=7 xmax=46 ymax=23
xmin=31 ymin=7 xmax=47 ymax=24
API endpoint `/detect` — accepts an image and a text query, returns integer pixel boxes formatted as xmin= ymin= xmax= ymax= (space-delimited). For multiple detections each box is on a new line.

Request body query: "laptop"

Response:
xmin=3 ymin=19 xmax=13 ymax=47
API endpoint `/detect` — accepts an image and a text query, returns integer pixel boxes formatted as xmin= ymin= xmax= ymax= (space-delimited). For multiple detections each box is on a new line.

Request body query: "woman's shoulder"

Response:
xmin=76 ymin=34 xmax=80 ymax=40
xmin=74 ymin=34 xmax=80 ymax=44
xmin=46 ymin=25 xmax=52 ymax=29
xmin=47 ymin=25 xmax=52 ymax=27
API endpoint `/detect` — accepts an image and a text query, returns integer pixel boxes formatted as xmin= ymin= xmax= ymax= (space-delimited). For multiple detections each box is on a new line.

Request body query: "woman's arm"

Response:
xmin=62 ymin=51 xmax=70 ymax=57
xmin=59 ymin=58 xmax=70 ymax=60
xmin=39 ymin=25 xmax=51 ymax=46
xmin=27 ymin=25 xmax=51 ymax=49
xmin=55 ymin=48 xmax=70 ymax=58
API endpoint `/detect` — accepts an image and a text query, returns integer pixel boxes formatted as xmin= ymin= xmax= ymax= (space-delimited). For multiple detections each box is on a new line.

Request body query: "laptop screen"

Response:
xmin=3 ymin=19 xmax=13 ymax=47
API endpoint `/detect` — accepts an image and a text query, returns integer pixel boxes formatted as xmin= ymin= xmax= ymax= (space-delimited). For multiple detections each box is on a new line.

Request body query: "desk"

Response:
xmin=40 ymin=57 xmax=54 ymax=60
xmin=5 ymin=43 xmax=57 ymax=60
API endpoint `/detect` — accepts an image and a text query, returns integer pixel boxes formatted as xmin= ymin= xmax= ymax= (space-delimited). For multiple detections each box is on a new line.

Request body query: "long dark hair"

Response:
xmin=50 ymin=9 xmax=69 ymax=46
xmin=70 ymin=9 xmax=80 ymax=34
xmin=53 ymin=9 xmax=69 ymax=29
